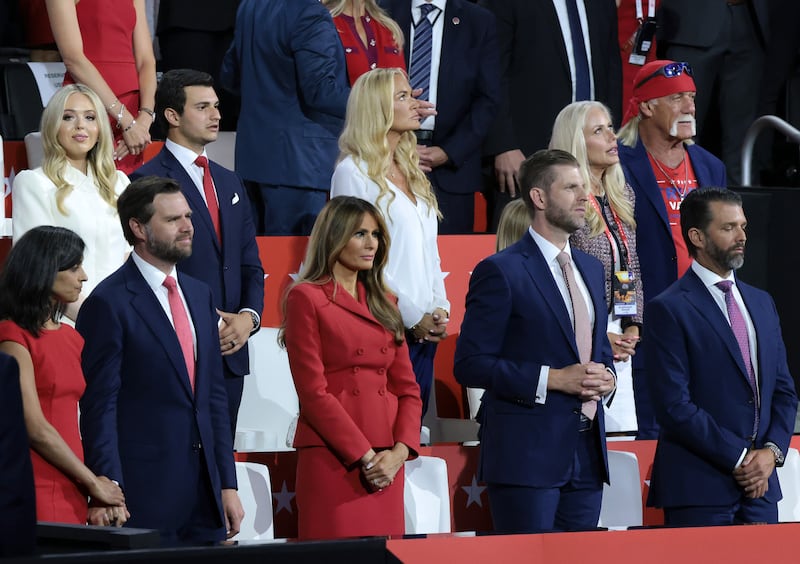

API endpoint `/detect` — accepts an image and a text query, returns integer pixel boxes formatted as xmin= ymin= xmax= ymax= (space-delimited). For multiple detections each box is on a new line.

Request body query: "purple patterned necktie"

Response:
xmin=715 ymin=280 xmax=758 ymax=435
xmin=557 ymin=252 xmax=596 ymax=419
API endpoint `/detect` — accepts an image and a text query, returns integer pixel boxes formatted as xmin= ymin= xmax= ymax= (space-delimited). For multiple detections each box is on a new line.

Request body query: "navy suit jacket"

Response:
xmin=77 ymin=258 xmax=236 ymax=533
xmin=480 ymin=0 xmax=621 ymax=157
xmin=619 ymin=138 xmax=727 ymax=308
xmin=131 ymin=147 xmax=264 ymax=377
xmin=382 ymin=0 xmax=500 ymax=195
xmin=644 ymin=269 xmax=797 ymax=508
xmin=0 ymin=353 xmax=35 ymax=557
xmin=220 ymin=0 xmax=350 ymax=189
xmin=454 ymin=234 xmax=613 ymax=488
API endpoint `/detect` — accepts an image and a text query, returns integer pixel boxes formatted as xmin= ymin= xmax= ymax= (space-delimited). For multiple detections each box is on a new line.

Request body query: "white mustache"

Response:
xmin=670 ymin=114 xmax=696 ymax=137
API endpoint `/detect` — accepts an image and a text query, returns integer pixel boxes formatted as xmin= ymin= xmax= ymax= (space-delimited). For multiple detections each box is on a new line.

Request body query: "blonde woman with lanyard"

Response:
xmin=331 ymin=67 xmax=449 ymax=419
xmin=550 ymin=100 xmax=643 ymax=434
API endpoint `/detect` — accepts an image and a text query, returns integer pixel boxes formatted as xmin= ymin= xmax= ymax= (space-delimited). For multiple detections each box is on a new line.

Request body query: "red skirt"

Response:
xmin=295 ymin=446 xmax=405 ymax=540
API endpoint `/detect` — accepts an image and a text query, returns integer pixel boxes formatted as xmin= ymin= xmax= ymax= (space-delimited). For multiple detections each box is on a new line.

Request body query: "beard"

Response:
xmin=544 ymin=204 xmax=584 ymax=234
xmin=144 ymin=226 xmax=192 ymax=263
xmin=670 ymin=114 xmax=697 ymax=138
xmin=705 ymin=238 xmax=745 ymax=272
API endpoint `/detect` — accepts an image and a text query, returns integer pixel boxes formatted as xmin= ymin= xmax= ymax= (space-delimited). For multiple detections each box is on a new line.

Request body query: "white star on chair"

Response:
xmin=461 ymin=474 xmax=487 ymax=508
xmin=272 ymin=480 xmax=295 ymax=514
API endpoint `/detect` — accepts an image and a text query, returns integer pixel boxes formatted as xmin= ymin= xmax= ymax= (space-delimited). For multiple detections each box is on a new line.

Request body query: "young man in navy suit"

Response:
xmin=77 ymin=177 xmax=244 ymax=545
xmin=131 ymin=69 xmax=264 ymax=440
xmin=645 ymin=187 xmax=797 ymax=526
xmin=455 ymin=149 xmax=615 ymax=533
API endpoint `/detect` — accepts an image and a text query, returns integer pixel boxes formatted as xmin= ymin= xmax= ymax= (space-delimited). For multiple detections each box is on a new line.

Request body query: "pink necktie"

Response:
xmin=194 ymin=155 xmax=221 ymax=243
xmin=715 ymin=280 xmax=758 ymax=435
xmin=163 ymin=276 xmax=195 ymax=393
xmin=557 ymin=252 xmax=596 ymax=419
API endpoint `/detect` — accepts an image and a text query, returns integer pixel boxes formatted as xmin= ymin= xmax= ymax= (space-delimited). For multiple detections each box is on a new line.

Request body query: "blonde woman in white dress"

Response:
xmin=13 ymin=84 xmax=130 ymax=322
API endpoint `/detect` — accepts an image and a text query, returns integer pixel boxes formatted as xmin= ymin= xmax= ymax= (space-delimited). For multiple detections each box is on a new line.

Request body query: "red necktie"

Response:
xmin=194 ymin=155 xmax=221 ymax=242
xmin=557 ymin=252 xmax=596 ymax=419
xmin=163 ymin=275 xmax=195 ymax=392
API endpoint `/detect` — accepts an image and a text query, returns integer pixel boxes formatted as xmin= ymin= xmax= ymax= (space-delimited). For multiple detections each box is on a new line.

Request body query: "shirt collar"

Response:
xmin=691 ymin=259 xmax=735 ymax=290
xmin=165 ymin=138 xmax=208 ymax=170
xmin=131 ymin=250 xmax=179 ymax=293
xmin=414 ymin=0 xmax=446 ymax=15
xmin=528 ymin=226 xmax=573 ymax=265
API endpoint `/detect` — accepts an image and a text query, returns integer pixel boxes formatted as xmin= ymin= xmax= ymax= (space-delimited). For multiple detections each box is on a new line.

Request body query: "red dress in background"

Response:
xmin=62 ymin=0 xmax=142 ymax=174
xmin=0 ymin=321 xmax=87 ymax=524
xmin=333 ymin=14 xmax=406 ymax=85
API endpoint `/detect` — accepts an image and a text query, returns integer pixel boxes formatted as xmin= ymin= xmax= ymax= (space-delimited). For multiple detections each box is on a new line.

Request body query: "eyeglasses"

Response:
xmin=635 ymin=62 xmax=693 ymax=89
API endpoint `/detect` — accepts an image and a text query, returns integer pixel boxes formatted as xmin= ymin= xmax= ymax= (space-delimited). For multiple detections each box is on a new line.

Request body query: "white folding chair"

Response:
xmin=598 ymin=450 xmax=643 ymax=529
xmin=232 ymin=462 xmax=274 ymax=540
xmin=234 ymin=328 xmax=299 ymax=452
xmin=778 ymin=448 xmax=800 ymax=522
xmin=404 ymin=455 xmax=451 ymax=534
xmin=23 ymin=131 xmax=44 ymax=169
xmin=205 ymin=131 xmax=236 ymax=171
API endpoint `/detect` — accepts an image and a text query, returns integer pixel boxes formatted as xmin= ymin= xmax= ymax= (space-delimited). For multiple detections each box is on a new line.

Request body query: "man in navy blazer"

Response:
xmin=220 ymin=0 xmax=350 ymax=236
xmin=77 ymin=177 xmax=243 ymax=545
xmin=382 ymin=0 xmax=500 ymax=233
xmin=644 ymin=187 xmax=797 ymax=526
xmin=455 ymin=150 xmax=615 ymax=533
xmin=131 ymin=69 xmax=264 ymax=439
xmin=617 ymin=60 xmax=727 ymax=439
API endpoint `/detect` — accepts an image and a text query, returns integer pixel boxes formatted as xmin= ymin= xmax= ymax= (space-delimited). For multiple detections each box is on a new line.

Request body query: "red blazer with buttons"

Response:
xmin=284 ymin=279 xmax=421 ymax=465
xmin=332 ymin=13 xmax=406 ymax=85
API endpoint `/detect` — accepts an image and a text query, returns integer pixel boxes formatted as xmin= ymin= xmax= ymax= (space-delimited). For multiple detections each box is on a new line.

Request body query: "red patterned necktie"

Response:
xmin=163 ymin=276 xmax=195 ymax=393
xmin=194 ymin=155 xmax=221 ymax=242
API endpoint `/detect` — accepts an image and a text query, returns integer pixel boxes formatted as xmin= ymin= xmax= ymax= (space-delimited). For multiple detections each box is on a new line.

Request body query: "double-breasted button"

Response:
xmin=379 ymin=388 xmax=386 ymax=396
xmin=353 ymin=367 xmax=360 ymax=374
xmin=353 ymin=388 xmax=361 ymax=396
xmin=380 ymin=346 xmax=388 ymax=354
xmin=377 ymin=368 xmax=386 ymax=375
xmin=357 ymin=348 xmax=365 ymax=355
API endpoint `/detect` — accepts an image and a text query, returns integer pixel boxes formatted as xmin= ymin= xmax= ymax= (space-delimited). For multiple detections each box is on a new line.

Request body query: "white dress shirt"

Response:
xmin=529 ymin=226 xmax=596 ymax=404
xmin=410 ymin=0 xmax=446 ymax=130
xmin=165 ymin=139 xmax=218 ymax=207
xmin=551 ymin=0 xmax=596 ymax=102
xmin=131 ymin=250 xmax=197 ymax=354
xmin=331 ymin=156 xmax=450 ymax=327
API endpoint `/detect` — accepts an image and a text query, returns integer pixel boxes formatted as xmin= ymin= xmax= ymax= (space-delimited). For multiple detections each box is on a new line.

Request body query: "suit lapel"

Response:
xmin=161 ymin=148 xmax=222 ymax=254
xmin=322 ymin=280 xmax=385 ymax=328
xmin=395 ymin=0 xmax=412 ymax=64
xmin=542 ymin=0 xmax=572 ymax=79
xmin=622 ymin=140 xmax=671 ymax=235
xmin=123 ymin=260 xmax=195 ymax=401
xmin=517 ymin=237 xmax=579 ymax=358
xmin=681 ymin=270 xmax=751 ymax=385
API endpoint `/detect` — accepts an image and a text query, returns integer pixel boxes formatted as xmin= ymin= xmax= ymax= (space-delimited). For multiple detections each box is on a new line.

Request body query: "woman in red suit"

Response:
xmin=324 ymin=0 xmax=406 ymax=85
xmin=46 ymin=0 xmax=157 ymax=174
xmin=280 ymin=196 xmax=422 ymax=540
xmin=0 ymin=226 xmax=127 ymax=525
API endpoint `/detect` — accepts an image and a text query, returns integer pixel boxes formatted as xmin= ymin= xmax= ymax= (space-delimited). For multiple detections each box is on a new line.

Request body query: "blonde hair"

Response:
xmin=549 ymin=101 xmax=635 ymax=237
xmin=279 ymin=196 xmax=405 ymax=346
xmin=40 ymin=84 xmax=119 ymax=216
xmin=495 ymin=198 xmax=529 ymax=252
xmin=323 ymin=0 xmax=404 ymax=50
xmin=338 ymin=67 xmax=440 ymax=220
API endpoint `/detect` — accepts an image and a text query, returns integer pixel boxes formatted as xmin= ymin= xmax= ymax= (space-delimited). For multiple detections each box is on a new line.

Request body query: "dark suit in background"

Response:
xmin=657 ymin=0 xmax=768 ymax=184
xmin=382 ymin=0 xmax=500 ymax=233
xmin=78 ymin=259 xmax=237 ymax=544
xmin=132 ymin=147 xmax=264 ymax=439
xmin=156 ymin=0 xmax=241 ymax=131
xmin=479 ymin=0 xmax=621 ymax=228
xmin=0 ymin=352 xmax=36 ymax=557
xmin=220 ymin=0 xmax=350 ymax=235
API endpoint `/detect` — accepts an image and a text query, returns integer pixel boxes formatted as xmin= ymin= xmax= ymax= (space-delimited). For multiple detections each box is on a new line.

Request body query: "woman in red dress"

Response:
xmin=46 ymin=0 xmax=157 ymax=174
xmin=280 ymin=196 xmax=422 ymax=540
xmin=324 ymin=0 xmax=406 ymax=85
xmin=0 ymin=226 xmax=127 ymax=525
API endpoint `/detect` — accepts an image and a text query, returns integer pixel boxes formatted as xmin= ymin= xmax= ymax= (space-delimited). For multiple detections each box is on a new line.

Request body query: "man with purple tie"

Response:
xmin=645 ymin=187 xmax=797 ymax=526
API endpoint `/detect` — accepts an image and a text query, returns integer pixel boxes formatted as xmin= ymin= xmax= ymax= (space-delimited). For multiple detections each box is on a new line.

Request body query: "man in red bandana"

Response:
xmin=617 ymin=59 xmax=726 ymax=440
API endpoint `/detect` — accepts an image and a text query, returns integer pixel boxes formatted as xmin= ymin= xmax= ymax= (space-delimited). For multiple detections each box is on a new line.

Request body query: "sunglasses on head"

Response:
xmin=635 ymin=62 xmax=693 ymax=89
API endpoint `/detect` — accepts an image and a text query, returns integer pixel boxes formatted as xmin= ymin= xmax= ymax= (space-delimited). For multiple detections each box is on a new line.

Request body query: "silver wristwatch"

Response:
xmin=766 ymin=442 xmax=785 ymax=467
